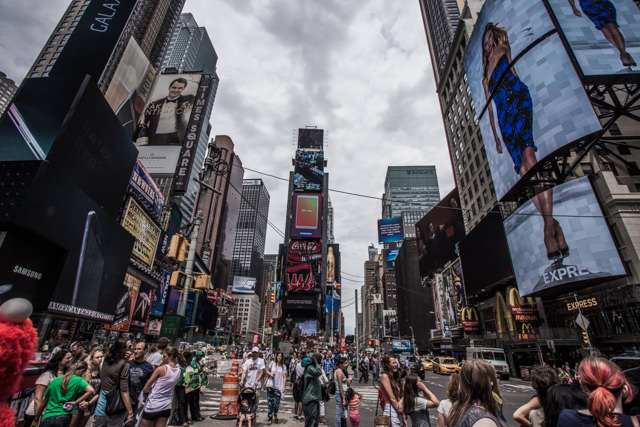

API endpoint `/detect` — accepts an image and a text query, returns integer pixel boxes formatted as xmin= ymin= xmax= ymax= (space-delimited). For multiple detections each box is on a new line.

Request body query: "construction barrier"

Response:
xmin=231 ymin=360 xmax=240 ymax=375
xmin=212 ymin=370 xmax=239 ymax=419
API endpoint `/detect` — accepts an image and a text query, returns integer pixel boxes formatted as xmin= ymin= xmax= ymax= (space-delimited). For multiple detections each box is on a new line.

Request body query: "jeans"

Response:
xmin=303 ymin=401 xmax=319 ymax=427
xmin=358 ymin=369 xmax=368 ymax=383
xmin=267 ymin=387 xmax=281 ymax=419
xmin=40 ymin=415 xmax=72 ymax=427
xmin=91 ymin=412 xmax=126 ymax=427
xmin=335 ymin=392 xmax=344 ymax=427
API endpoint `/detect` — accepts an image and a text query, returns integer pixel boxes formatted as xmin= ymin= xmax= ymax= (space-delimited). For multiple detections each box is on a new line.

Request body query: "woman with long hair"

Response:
xmin=403 ymin=373 xmax=439 ymax=427
xmin=447 ymin=360 xmax=503 ymax=427
xmin=334 ymin=357 xmax=352 ymax=427
xmin=482 ymin=22 xmax=569 ymax=262
xmin=437 ymin=373 xmax=460 ymax=427
xmin=170 ymin=350 xmax=189 ymax=427
xmin=380 ymin=355 xmax=404 ymax=427
xmin=543 ymin=383 xmax=588 ymax=427
xmin=568 ymin=0 xmax=636 ymax=66
xmin=92 ymin=338 xmax=133 ymax=427
xmin=557 ymin=357 xmax=637 ymax=427
xmin=34 ymin=361 xmax=95 ymax=427
xmin=71 ymin=348 xmax=103 ymax=427
xmin=25 ymin=349 xmax=73 ymax=427
xmin=140 ymin=346 xmax=181 ymax=427
xmin=266 ymin=351 xmax=287 ymax=425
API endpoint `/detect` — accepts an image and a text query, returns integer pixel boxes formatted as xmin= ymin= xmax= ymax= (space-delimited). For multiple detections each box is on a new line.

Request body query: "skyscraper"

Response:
xmin=382 ymin=166 xmax=440 ymax=238
xmin=0 ymin=71 xmax=17 ymax=115
xmin=231 ymin=179 xmax=270 ymax=296
xmin=419 ymin=0 xmax=461 ymax=83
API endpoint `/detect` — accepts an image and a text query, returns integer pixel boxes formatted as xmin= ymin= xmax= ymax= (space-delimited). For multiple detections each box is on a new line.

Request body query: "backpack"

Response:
xmin=292 ymin=368 xmax=305 ymax=401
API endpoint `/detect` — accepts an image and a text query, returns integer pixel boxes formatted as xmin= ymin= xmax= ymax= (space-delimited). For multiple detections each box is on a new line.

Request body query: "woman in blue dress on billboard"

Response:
xmin=568 ymin=0 xmax=636 ymax=66
xmin=482 ymin=23 xmax=569 ymax=260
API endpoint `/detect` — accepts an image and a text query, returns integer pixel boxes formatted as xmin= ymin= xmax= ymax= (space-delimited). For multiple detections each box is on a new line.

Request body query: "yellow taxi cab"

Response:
xmin=420 ymin=357 xmax=434 ymax=371
xmin=433 ymin=356 xmax=460 ymax=374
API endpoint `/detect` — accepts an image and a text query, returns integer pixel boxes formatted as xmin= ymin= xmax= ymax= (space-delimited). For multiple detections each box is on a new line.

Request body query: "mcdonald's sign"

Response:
xmin=461 ymin=307 xmax=480 ymax=332
xmin=517 ymin=322 xmax=539 ymax=341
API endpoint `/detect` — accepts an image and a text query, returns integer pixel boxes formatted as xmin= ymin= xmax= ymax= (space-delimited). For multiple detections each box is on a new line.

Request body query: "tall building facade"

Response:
xmin=260 ymin=254 xmax=278 ymax=334
xmin=232 ymin=293 xmax=261 ymax=342
xmin=231 ymin=179 xmax=270 ymax=296
xmin=0 ymin=71 xmax=17 ymax=115
xmin=420 ymin=0 xmax=461 ymax=82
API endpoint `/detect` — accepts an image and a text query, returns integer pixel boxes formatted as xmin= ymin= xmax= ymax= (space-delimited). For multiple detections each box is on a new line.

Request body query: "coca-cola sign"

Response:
xmin=287 ymin=241 xmax=321 ymax=292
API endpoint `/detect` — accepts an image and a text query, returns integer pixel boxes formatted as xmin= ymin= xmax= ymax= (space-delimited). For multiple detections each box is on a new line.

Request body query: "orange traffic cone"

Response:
xmin=212 ymin=370 xmax=239 ymax=419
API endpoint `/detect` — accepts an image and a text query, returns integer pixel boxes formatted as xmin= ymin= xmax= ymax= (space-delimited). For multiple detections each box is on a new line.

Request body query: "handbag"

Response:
xmin=105 ymin=362 xmax=126 ymax=415
xmin=321 ymin=383 xmax=330 ymax=402
xmin=374 ymin=387 xmax=391 ymax=427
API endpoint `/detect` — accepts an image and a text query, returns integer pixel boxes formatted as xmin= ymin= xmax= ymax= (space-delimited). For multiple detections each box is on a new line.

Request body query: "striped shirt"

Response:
xmin=348 ymin=395 xmax=360 ymax=415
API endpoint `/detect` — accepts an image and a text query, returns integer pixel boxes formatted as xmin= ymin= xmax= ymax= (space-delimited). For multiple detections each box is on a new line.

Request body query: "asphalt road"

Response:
xmin=197 ymin=370 xmax=534 ymax=427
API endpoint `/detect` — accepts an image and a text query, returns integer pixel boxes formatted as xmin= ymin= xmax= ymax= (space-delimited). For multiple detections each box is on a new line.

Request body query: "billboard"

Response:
xmin=415 ymin=190 xmax=465 ymax=277
xmin=548 ymin=0 xmax=640 ymax=78
xmin=504 ymin=177 xmax=625 ymax=296
xmin=377 ymin=217 xmax=404 ymax=243
xmin=109 ymin=273 xmax=140 ymax=332
xmin=385 ymin=248 xmax=400 ymax=269
xmin=293 ymin=150 xmax=324 ymax=192
xmin=290 ymin=193 xmax=322 ymax=238
xmin=442 ymin=267 xmax=458 ymax=328
xmin=104 ymin=38 xmax=156 ymax=137
xmin=121 ymin=198 xmax=161 ymax=267
xmin=463 ymin=0 xmax=601 ymax=200
xmin=129 ymin=160 xmax=165 ymax=220
xmin=450 ymin=259 xmax=468 ymax=324
xmin=135 ymin=146 xmax=182 ymax=174
xmin=297 ymin=128 xmax=324 ymax=150
xmin=286 ymin=241 xmax=322 ymax=292
xmin=150 ymin=268 xmax=170 ymax=317
xmin=129 ymin=280 xmax=154 ymax=332
xmin=283 ymin=294 xmax=318 ymax=310
xmin=391 ymin=339 xmax=411 ymax=352
xmin=383 ymin=310 xmax=399 ymax=337
xmin=232 ymin=276 xmax=257 ymax=294
xmin=326 ymin=244 xmax=340 ymax=284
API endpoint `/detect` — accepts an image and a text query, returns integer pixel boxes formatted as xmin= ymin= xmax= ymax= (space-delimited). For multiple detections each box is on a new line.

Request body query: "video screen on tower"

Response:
xmin=297 ymin=129 xmax=324 ymax=150
xmin=547 ymin=0 xmax=640 ymax=78
xmin=294 ymin=150 xmax=324 ymax=191
xmin=463 ymin=0 xmax=601 ymax=200
xmin=286 ymin=241 xmax=322 ymax=292
xmin=503 ymin=177 xmax=625 ymax=296
xmin=290 ymin=194 xmax=322 ymax=238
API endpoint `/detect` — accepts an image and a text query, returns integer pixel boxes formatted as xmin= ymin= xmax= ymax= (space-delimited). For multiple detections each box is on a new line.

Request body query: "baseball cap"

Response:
xmin=251 ymin=346 xmax=260 ymax=353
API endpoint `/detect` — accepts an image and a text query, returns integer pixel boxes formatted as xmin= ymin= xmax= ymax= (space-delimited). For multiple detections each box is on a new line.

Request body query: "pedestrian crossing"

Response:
xmin=200 ymin=387 xmax=297 ymax=416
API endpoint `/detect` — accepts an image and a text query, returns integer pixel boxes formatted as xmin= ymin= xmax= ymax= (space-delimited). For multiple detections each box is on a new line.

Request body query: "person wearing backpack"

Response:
xmin=301 ymin=354 xmax=323 ymax=427
xmin=292 ymin=357 xmax=305 ymax=421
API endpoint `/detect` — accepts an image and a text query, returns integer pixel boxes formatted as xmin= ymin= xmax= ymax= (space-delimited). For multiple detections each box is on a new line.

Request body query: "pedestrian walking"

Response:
xmin=379 ymin=355 xmax=404 ymax=427
xmin=403 ymin=373 xmax=439 ymax=427
xmin=436 ymin=373 xmax=459 ymax=427
xmin=358 ymin=356 xmax=369 ymax=384
xmin=513 ymin=365 xmax=559 ymax=427
xmin=345 ymin=387 xmax=362 ymax=427
xmin=139 ymin=346 xmax=181 ymax=427
xmin=302 ymin=354 xmax=323 ymax=427
xmin=557 ymin=357 xmax=637 ymax=427
xmin=319 ymin=365 xmax=329 ymax=425
xmin=335 ymin=358 xmax=352 ymax=427
xmin=92 ymin=338 xmax=134 ymax=427
xmin=25 ymin=349 xmax=73 ymax=427
xmin=292 ymin=357 xmax=305 ymax=421
xmin=447 ymin=359 xmax=503 ymax=427
xmin=71 ymin=347 xmax=103 ymax=427
xmin=34 ymin=361 xmax=95 ymax=427
xmin=128 ymin=342 xmax=153 ymax=424
xmin=266 ymin=351 xmax=287 ymax=425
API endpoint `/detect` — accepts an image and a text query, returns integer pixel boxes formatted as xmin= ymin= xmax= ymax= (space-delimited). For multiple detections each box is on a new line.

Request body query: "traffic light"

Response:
xmin=368 ymin=340 xmax=373 ymax=346
xmin=193 ymin=274 xmax=211 ymax=291
xmin=170 ymin=270 xmax=187 ymax=288
xmin=177 ymin=238 xmax=190 ymax=262
xmin=270 ymin=292 xmax=276 ymax=303
xmin=582 ymin=331 xmax=590 ymax=344
xmin=167 ymin=235 xmax=181 ymax=260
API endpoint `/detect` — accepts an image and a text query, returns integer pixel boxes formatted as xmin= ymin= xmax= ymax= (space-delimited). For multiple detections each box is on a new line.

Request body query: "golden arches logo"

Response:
xmin=495 ymin=291 xmax=515 ymax=334
xmin=461 ymin=307 xmax=478 ymax=321
xmin=521 ymin=323 xmax=535 ymax=335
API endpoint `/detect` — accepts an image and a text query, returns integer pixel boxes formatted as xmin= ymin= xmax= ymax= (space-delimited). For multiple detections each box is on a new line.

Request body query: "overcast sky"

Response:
xmin=0 ymin=0 xmax=453 ymax=335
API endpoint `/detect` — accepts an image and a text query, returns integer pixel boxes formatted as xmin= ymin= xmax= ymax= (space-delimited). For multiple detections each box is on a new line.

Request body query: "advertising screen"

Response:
xmin=463 ymin=0 xmax=601 ymax=200
xmin=377 ymin=217 xmax=404 ymax=243
xmin=232 ymin=276 xmax=257 ymax=294
xmin=290 ymin=194 xmax=322 ymax=238
xmin=286 ymin=240 xmax=322 ymax=292
xmin=121 ymin=198 xmax=161 ymax=267
xmin=104 ymin=38 xmax=156 ymax=137
xmin=450 ymin=259 xmax=468 ymax=324
xmin=383 ymin=310 xmax=399 ymax=338
xmin=294 ymin=150 xmax=324 ymax=191
xmin=385 ymin=248 xmax=400 ymax=269
xmin=415 ymin=190 xmax=465 ymax=277
xmin=391 ymin=339 xmax=411 ymax=352
xmin=129 ymin=280 xmax=154 ymax=332
xmin=298 ymin=128 xmax=324 ymax=150
xmin=109 ymin=273 xmax=140 ymax=332
xmin=503 ymin=177 xmax=625 ymax=296
xmin=548 ymin=0 xmax=640 ymax=78
xmin=129 ymin=160 xmax=165 ymax=220
xmin=326 ymin=244 xmax=340 ymax=283
xmin=150 ymin=268 xmax=170 ymax=317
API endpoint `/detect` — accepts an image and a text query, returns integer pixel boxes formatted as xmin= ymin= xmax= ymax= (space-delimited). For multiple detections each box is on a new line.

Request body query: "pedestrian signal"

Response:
xmin=177 ymin=238 xmax=190 ymax=262
xmin=270 ymin=292 xmax=276 ymax=303
xmin=194 ymin=274 xmax=211 ymax=290
xmin=167 ymin=235 xmax=181 ymax=260
xmin=582 ymin=331 xmax=589 ymax=344
xmin=170 ymin=270 xmax=187 ymax=288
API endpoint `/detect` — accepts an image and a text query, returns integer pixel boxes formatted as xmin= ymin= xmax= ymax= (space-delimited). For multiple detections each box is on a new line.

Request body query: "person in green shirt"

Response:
xmin=34 ymin=361 xmax=95 ymax=427
xmin=301 ymin=354 xmax=323 ymax=427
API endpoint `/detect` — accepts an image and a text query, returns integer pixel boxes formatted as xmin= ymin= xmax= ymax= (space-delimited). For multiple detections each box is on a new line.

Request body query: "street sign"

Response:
xmin=575 ymin=313 xmax=590 ymax=331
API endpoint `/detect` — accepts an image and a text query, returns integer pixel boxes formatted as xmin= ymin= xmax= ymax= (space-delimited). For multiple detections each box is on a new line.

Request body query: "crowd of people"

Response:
xmin=21 ymin=338 xmax=640 ymax=427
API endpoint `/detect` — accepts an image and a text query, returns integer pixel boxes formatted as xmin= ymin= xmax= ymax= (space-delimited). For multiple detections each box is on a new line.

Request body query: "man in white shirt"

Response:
xmin=240 ymin=347 xmax=265 ymax=390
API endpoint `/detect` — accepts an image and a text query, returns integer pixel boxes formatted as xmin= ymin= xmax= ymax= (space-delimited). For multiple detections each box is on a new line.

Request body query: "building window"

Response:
xmin=479 ymin=172 xmax=485 ymax=185
xmin=483 ymin=190 xmax=489 ymax=203
xmin=581 ymin=163 xmax=594 ymax=175
xmin=602 ymin=162 xmax=618 ymax=175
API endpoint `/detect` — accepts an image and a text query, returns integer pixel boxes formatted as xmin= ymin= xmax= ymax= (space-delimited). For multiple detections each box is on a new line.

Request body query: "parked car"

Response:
xmin=398 ymin=354 xmax=425 ymax=379
xmin=433 ymin=356 xmax=460 ymax=375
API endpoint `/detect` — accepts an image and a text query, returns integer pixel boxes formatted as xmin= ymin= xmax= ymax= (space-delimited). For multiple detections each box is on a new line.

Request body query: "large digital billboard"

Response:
xmin=290 ymin=193 xmax=322 ymax=238
xmin=232 ymin=276 xmax=257 ymax=294
xmin=548 ymin=0 xmax=640 ymax=78
xmin=504 ymin=177 xmax=625 ymax=296
xmin=377 ymin=217 xmax=404 ymax=243
xmin=415 ymin=190 xmax=465 ymax=277
xmin=286 ymin=241 xmax=322 ymax=292
xmin=293 ymin=150 xmax=324 ymax=192
xmin=298 ymin=128 xmax=324 ymax=150
xmin=121 ymin=198 xmax=161 ymax=268
xmin=463 ymin=0 xmax=601 ymax=200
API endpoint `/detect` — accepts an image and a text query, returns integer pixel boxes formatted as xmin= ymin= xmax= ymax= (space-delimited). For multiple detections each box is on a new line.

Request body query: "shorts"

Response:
xmin=142 ymin=409 xmax=171 ymax=420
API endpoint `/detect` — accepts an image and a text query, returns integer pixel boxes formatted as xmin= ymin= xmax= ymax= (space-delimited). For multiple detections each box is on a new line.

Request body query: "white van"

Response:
xmin=466 ymin=347 xmax=511 ymax=379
